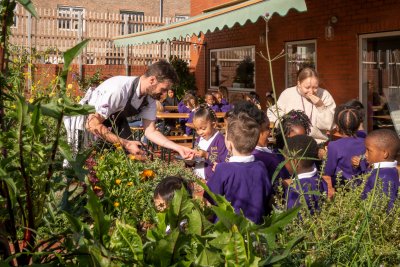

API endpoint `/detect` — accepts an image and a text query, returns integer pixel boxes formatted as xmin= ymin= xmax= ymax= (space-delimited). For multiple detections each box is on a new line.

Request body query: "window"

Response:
xmin=58 ymin=6 xmax=85 ymax=31
xmin=210 ymin=46 xmax=255 ymax=90
xmin=120 ymin=11 xmax=144 ymax=35
xmin=175 ymin=15 xmax=189 ymax=22
xmin=285 ymin=40 xmax=316 ymax=88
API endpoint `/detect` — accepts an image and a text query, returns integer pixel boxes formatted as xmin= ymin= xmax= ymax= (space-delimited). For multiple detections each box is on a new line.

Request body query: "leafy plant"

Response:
xmin=169 ymin=56 xmax=196 ymax=99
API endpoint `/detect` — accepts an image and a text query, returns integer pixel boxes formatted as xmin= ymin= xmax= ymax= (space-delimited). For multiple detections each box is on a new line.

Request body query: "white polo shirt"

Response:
xmin=88 ymin=76 xmax=157 ymax=121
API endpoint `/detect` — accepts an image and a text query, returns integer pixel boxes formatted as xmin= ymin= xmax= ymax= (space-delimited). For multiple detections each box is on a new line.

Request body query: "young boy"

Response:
xmin=284 ymin=135 xmax=327 ymax=213
xmin=361 ymin=129 xmax=400 ymax=210
xmin=207 ymin=112 xmax=272 ymax=224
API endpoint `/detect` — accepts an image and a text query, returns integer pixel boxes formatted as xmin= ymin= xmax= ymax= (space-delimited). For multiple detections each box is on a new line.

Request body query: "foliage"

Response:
xmin=234 ymin=56 xmax=254 ymax=88
xmin=73 ymin=69 xmax=103 ymax=91
xmin=278 ymin=176 xmax=400 ymax=266
xmin=169 ymin=56 xmax=196 ymax=99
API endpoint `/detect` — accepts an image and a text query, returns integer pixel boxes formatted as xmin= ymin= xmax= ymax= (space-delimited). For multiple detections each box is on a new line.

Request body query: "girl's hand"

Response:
xmin=212 ymin=162 xmax=218 ymax=172
xmin=351 ymin=156 xmax=361 ymax=168
xmin=195 ymin=149 xmax=208 ymax=159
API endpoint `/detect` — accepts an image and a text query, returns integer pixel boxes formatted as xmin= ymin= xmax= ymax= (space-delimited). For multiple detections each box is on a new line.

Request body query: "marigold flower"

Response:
xmin=93 ymin=185 xmax=102 ymax=191
xmin=113 ymin=142 xmax=122 ymax=149
xmin=28 ymin=98 xmax=34 ymax=103
xmin=127 ymin=181 xmax=133 ymax=186
xmin=140 ymin=169 xmax=155 ymax=181
xmin=67 ymin=84 xmax=73 ymax=89
xmin=128 ymin=154 xmax=136 ymax=160
xmin=113 ymin=201 xmax=120 ymax=207
xmin=115 ymin=179 xmax=122 ymax=185
xmin=99 ymin=155 xmax=105 ymax=161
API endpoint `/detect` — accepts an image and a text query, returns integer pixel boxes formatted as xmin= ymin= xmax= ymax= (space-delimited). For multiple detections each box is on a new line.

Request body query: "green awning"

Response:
xmin=113 ymin=0 xmax=307 ymax=47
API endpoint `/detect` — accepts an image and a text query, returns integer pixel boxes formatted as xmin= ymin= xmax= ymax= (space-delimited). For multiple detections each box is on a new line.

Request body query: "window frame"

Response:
xmin=209 ymin=45 xmax=256 ymax=92
xmin=285 ymin=40 xmax=317 ymax=88
xmin=57 ymin=6 xmax=85 ymax=31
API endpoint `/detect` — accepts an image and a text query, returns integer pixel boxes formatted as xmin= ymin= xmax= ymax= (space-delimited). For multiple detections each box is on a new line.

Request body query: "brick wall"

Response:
xmin=34 ymin=0 xmax=190 ymax=18
xmin=190 ymin=0 xmax=400 ymax=107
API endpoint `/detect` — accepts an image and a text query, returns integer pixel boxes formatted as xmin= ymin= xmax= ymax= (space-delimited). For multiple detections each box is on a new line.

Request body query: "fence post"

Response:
xmin=124 ymin=16 xmax=129 ymax=75
xmin=27 ymin=11 xmax=32 ymax=92
xmin=78 ymin=12 xmax=83 ymax=78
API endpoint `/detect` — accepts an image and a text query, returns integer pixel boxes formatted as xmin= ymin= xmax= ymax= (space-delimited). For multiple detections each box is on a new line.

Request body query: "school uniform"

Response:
xmin=361 ymin=161 xmax=399 ymax=210
xmin=178 ymin=101 xmax=191 ymax=133
xmin=194 ymin=131 xmax=228 ymax=180
xmin=218 ymin=99 xmax=232 ymax=112
xmin=207 ymin=104 xmax=220 ymax=112
xmin=252 ymin=146 xmax=290 ymax=182
xmin=324 ymin=136 xmax=366 ymax=186
xmin=286 ymin=167 xmax=327 ymax=213
xmin=207 ymin=155 xmax=273 ymax=224
xmin=356 ymin=130 xmax=367 ymax=139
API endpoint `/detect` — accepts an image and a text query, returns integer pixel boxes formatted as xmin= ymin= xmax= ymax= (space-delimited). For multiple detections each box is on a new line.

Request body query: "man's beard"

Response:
xmin=146 ymin=85 xmax=163 ymax=100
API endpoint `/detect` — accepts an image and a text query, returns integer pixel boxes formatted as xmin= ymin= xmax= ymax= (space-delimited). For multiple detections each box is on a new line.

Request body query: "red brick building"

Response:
xmin=187 ymin=0 xmax=400 ymax=131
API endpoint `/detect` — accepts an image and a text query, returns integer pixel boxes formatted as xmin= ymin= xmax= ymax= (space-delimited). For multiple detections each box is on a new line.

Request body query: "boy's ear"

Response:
xmin=383 ymin=149 xmax=390 ymax=160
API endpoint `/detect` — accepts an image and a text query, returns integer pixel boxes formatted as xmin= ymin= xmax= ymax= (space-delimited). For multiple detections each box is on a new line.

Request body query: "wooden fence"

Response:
xmin=9 ymin=5 xmax=191 ymax=67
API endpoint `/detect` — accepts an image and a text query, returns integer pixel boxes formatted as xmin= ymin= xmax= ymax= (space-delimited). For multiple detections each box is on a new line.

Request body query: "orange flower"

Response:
xmin=93 ymin=185 xmax=102 ymax=191
xmin=127 ymin=181 xmax=133 ymax=186
xmin=113 ymin=201 xmax=120 ymax=207
xmin=128 ymin=154 xmax=136 ymax=160
xmin=113 ymin=142 xmax=122 ymax=149
xmin=140 ymin=169 xmax=155 ymax=181
xmin=115 ymin=179 xmax=122 ymax=185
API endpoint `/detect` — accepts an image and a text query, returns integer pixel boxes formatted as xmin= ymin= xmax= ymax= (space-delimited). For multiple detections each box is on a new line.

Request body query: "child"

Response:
xmin=164 ymin=88 xmax=179 ymax=106
xmin=213 ymin=91 xmax=232 ymax=112
xmin=207 ymin=112 xmax=272 ymax=224
xmin=154 ymin=176 xmax=192 ymax=212
xmin=244 ymin=105 xmax=290 ymax=181
xmin=218 ymin=85 xmax=229 ymax=104
xmin=344 ymin=99 xmax=366 ymax=138
xmin=284 ymin=135 xmax=327 ymax=213
xmin=361 ymin=129 xmax=400 ymax=210
xmin=204 ymin=92 xmax=220 ymax=112
xmin=323 ymin=106 xmax=365 ymax=195
xmin=178 ymin=93 xmax=198 ymax=136
xmin=192 ymin=104 xmax=228 ymax=180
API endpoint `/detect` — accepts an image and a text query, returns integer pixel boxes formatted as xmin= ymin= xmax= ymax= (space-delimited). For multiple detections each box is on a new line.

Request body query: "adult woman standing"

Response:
xmin=267 ymin=68 xmax=336 ymax=144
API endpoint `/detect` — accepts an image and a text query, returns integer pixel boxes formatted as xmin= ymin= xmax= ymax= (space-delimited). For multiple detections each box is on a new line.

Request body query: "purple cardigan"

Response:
xmin=207 ymin=160 xmax=272 ymax=224
xmin=361 ymin=164 xmax=399 ymax=210
xmin=195 ymin=132 xmax=228 ymax=180
xmin=324 ymin=136 xmax=366 ymax=186
xmin=252 ymin=148 xmax=290 ymax=182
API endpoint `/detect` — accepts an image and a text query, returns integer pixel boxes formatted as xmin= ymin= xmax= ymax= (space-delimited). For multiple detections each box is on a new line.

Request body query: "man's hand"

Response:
xmin=124 ymin=140 xmax=146 ymax=156
xmin=177 ymin=146 xmax=195 ymax=159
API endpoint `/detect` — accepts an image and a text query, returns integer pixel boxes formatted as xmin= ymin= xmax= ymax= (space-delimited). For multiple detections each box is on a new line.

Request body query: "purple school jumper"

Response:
xmin=324 ymin=136 xmax=366 ymax=186
xmin=361 ymin=161 xmax=399 ymax=210
xmin=208 ymin=104 xmax=220 ymax=112
xmin=194 ymin=132 xmax=228 ymax=180
xmin=286 ymin=168 xmax=327 ymax=213
xmin=252 ymin=146 xmax=290 ymax=181
xmin=207 ymin=156 xmax=273 ymax=224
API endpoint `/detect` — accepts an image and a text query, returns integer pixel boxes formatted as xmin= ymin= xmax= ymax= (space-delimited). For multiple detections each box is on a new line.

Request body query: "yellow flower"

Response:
xmin=28 ymin=98 xmax=34 ymax=103
xmin=113 ymin=201 xmax=120 ymax=207
xmin=140 ymin=169 xmax=155 ymax=181
xmin=93 ymin=185 xmax=102 ymax=191
xmin=115 ymin=179 xmax=122 ymax=185
xmin=128 ymin=154 xmax=136 ymax=160
xmin=113 ymin=143 xmax=122 ymax=149
xmin=67 ymin=84 xmax=73 ymax=90
xmin=75 ymin=96 xmax=81 ymax=102
xmin=10 ymin=104 xmax=16 ymax=109
xmin=99 ymin=155 xmax=105 ymax=161
xmin=127 ymin=181 xmax=133 ymax=186
xmin=49 ymin=92 xmax=56 ymax=97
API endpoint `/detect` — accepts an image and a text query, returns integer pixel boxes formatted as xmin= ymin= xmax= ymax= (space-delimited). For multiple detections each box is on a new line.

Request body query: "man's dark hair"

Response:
xmin=284 ymin=135 xmax=318 ymax=169
xmin=144 ymin=60 xmax=179 ymax=84
xmin=367 ymin=129 xmax=400 ymax=161
xmin=154 ymin=176 xmax=192 ymax=202
xmin=227 ymin=112 xmax=259 ymax=154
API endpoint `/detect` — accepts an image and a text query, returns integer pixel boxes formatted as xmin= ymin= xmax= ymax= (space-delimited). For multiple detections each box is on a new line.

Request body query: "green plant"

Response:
xmin=169 ymin=56 xmax=196 ymax=99
xmin=73 ymin=69 xmax=103 ymax=91
xmin=234 ymin=56 xmax=254 ymax=88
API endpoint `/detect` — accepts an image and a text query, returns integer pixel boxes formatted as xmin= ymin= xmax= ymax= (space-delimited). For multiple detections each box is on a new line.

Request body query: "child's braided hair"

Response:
xmin=194 ymin=103 xmax=217 ymax=123
xmin=275 ymin=110 xmax=311 ymax=149
xmin=334 ymin=105 xmax=360 ymax=137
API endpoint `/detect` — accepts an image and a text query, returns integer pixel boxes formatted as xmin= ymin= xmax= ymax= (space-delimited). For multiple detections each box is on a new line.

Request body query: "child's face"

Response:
xmin=154 ymin=194 xmax=167 ymax=212
xmin=288 ymin=125 xmax=306 ymax=137
xmin=168 ymin=90 xmax=174 ymax=98
xmin=205 ymin=95 xmax=214 ymax=105
xmin=365 ymin=137 xmax=387 ymax=164
xmin=193 ymin=117 xmax=216 ymax=140
xmin=214 ymin=93 xmax=222 ymax=104
xmin=258 ymin=122 xmax=270 ymax=147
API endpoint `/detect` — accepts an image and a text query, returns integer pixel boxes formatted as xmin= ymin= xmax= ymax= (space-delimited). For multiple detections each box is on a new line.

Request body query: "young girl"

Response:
xmin=192 ymin=104 xmax=228 ymax=180
xmin=178 ymin=93 xmax=198 ymax=136
xmin=213 ymin=91 xmax=232 ymax=112
xmin=204 ymin=92 xmax=220 ymax=112
xmin=323 ymin=105 xmax=365 ymax=194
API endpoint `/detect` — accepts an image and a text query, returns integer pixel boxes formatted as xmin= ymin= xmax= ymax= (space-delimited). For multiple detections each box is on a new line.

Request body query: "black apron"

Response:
xmin=103 ymin=77 xmax=149 ymax=140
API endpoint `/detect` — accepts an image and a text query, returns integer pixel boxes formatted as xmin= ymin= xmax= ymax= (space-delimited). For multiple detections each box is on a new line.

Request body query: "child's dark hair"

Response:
xmin=226 ymin=112 xmax=260 ymax=154
xmin=275 ymin=110 xmax=311 ymax=149
xmin=367 ymin=129 xmax=400 ymax=160
xmin=194 ymin=103 xmax=217 ymax=122
xmin=285 ymin=135 xmax=318 ymax=169
xmin=334 ymin=105 xmax=360 ymax=136
xmin=154 ymin=176 xmax=192 ymax=202
xmin=344 ymin=99 xmax=365 ymax=122
xmin=231 ymin=100 xmax=268 ymax=125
